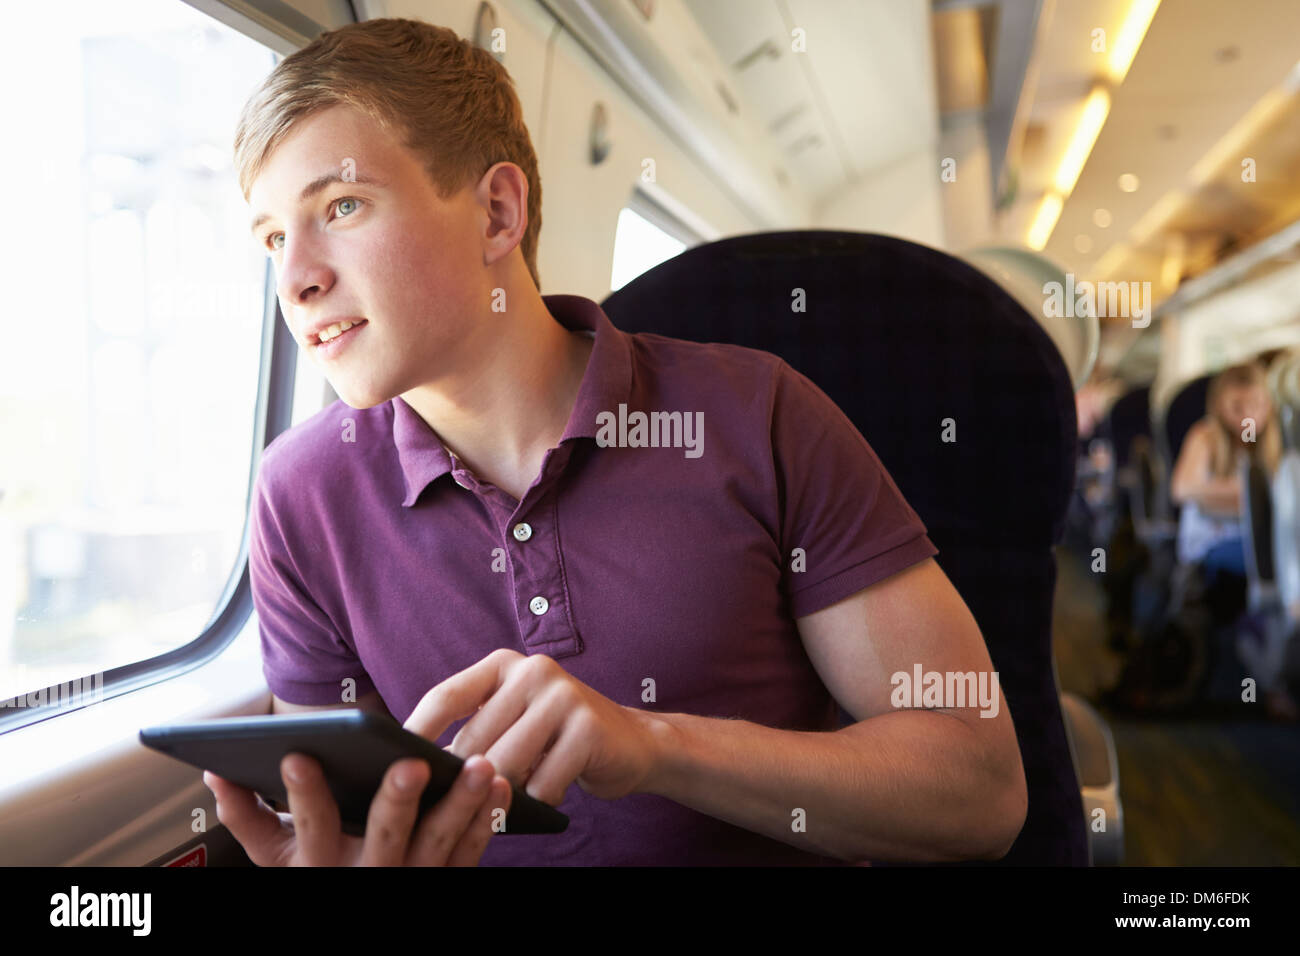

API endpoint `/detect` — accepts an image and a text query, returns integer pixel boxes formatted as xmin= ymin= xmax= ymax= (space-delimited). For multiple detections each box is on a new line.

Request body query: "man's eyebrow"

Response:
xmin=249 ymin=172 xmax=387 ymax=235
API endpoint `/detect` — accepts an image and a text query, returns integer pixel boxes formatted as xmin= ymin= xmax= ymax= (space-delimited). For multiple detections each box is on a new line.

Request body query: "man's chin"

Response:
xmin=330 ymin=386 xmax=392 ymax=411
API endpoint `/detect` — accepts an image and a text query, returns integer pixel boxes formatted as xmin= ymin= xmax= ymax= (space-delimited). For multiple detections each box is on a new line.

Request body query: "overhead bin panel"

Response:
xmin=538 ymin=27 xmax=764 ymax=297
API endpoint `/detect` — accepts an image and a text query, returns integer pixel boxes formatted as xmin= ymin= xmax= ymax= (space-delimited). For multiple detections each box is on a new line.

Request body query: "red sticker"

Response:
xmin=164 ymin=844 xmax=207 ymax=867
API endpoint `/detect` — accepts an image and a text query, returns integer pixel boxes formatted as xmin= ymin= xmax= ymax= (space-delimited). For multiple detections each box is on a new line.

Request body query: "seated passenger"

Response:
xmin=205 ymin=17 xmax=1029 ymax=867
xmin=1170 ymin=362 xmax=1280 ymax=581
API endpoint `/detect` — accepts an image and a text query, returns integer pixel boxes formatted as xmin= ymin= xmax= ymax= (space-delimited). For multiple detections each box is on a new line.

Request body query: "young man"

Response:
xmin=206 ymin=17 xmax=1026 ymax=866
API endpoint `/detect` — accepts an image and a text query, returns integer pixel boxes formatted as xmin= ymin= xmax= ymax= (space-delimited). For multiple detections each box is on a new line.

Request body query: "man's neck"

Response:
xmin=399 ymin=295 xmax=594 ymax=501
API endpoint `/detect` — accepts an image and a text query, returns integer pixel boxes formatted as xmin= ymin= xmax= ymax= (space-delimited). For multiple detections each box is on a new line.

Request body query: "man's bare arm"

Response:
xmin=631 ymin=559 xmax=1027 ymax=863
xmin=400 ymin=560 xmax=1024 ymax=863
xmin=271 ymin=689 xmax=394 ymax=721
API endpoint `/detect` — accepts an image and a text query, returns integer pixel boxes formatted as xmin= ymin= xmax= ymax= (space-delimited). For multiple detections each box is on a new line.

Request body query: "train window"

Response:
xmin=609 ymin=194 xmax=693 ymax=291
xmin=0 ymin=1 xmax=275 ymax=706
xmin=291 ymin=339 xmax=332 ymax=427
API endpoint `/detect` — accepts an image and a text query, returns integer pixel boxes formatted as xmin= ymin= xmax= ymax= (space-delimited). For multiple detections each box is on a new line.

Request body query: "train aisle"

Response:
xmin=1052 ymin=548 xmax=1300 ymax=864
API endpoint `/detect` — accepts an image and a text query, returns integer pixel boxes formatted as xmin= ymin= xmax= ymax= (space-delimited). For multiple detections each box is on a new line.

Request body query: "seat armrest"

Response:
xmin=1059 ymin=692 xmax=1125 ymax=866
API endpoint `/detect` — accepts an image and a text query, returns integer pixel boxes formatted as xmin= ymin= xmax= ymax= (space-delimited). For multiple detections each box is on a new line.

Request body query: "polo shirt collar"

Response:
xmin=393 ymin=293 xmax=632 ymax=507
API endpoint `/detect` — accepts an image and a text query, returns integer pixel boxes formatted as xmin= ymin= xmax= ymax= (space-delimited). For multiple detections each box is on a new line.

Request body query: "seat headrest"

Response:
xmin=1105 ymin=386 xmax=1151 ymax=469
xmin=1163 ymin=375 xmax=1213 ymax=464
xmin=601 ymin=231 xmax=1077 ymax=548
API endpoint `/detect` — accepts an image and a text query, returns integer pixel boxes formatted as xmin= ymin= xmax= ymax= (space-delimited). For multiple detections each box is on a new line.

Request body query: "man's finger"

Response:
xmin=446 ymin=776 xmax=513 ymax=866
xmin=359 ymin=758 xmax=430 ymax=866
xmin=404 ymin=652 xmax=514 ymax=741
xmin=517 ymin=722 xmax=586 ymax=807
xmin=470 ymin=690 xmax=568 ymax=785
xmin=205 ymin=770 xmax=293 ymax=867
xmin=405 ymin=755 xmax=496 ymax=865
xmin=281 ymin=753 xmax=343 ymax=866
xmin=446 ymin=676 xmax=530 ymax=760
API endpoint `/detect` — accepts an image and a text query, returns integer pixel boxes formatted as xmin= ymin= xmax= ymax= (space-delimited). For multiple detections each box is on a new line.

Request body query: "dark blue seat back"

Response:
xmin=1165 ymin=375 xmax=1213 ymax=465
xmin=1106 ymin=386 xmax=1151 ymax=470
xmin=601 ymin=230 xmax=1087 ymax=866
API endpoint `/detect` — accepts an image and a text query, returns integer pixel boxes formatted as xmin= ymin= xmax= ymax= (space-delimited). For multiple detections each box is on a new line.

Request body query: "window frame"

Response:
xmin=624 ymin=185 xmax=708 ymax=249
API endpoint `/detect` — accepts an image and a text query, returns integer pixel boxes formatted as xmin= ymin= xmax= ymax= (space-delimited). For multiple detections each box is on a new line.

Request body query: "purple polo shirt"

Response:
xmin=250 ymin=293 xmax=937 ymax=866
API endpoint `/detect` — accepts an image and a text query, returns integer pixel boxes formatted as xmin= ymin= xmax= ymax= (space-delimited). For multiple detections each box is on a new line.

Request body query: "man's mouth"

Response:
xmin=313 ymin=319 xmax=368 ymax=355
xmin=314 ymin=319 xmax=368 ymax=345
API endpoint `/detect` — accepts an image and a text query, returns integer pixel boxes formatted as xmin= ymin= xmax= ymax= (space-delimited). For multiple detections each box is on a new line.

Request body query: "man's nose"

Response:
xmin=276 ymin=234 xmax=334 ymax=305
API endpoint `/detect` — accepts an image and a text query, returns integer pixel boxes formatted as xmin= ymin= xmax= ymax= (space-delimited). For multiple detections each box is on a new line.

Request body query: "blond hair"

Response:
xmin=233 ymin=17 xmax=542 ymax=289
xmin=1205 ymin=362 xmax=1281 ymax=477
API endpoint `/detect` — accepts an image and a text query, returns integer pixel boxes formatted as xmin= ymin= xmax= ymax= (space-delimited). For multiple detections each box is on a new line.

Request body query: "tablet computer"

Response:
xmin=140 ymin=710 xmax=568 ymax=836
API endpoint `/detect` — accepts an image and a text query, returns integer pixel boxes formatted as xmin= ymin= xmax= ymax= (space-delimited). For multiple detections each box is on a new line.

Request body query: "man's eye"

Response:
xmin=334 ymin=197 xmax=361 ymax=217
xmin=261 ymin=199 xmax=359 ymax=254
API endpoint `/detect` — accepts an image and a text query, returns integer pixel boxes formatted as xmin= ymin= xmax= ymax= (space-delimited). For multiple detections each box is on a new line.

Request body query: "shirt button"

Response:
xmin=512 ymin=522 xmax=533 ymax=542
xmin=529 ymin=595 xmax=549 ymax=616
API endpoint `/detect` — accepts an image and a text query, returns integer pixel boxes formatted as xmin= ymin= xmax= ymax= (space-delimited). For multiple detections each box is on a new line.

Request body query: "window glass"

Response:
xmin=0 ymin=1 xmax=275 ymax=702
xmin=292 ymin=340 xmax=333 ymax=427
xmin=610 ymin=206 xmax=688 ymax=292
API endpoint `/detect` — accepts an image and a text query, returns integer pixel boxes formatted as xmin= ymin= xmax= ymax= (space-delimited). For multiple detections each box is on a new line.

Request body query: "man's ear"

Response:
xmin=476 ymin=162 xmax=527 ymax=268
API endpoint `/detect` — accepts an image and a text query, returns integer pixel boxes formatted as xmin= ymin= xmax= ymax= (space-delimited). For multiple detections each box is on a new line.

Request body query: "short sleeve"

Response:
xmin=250 ymin=465 xmax=377 ymax=705
xmin=772 ymin=360 xmax=938 ymax=618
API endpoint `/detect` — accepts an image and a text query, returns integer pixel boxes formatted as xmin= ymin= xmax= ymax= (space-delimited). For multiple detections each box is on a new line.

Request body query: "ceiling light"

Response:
xmin=1108 ymin=0 xmax=1162 ymax=84
xmin=1054 ymin=87 xmax=1112 ymax=194
xmin=1094 ymin=208 xmax=1113 ymax=228
xmin=1075 ymin=234 xmax=1094 ymax=254
xmin=1020 ymin=1 xmax=1161 ymax=261
xmin=1027 ymin=194 xmax=1064 ymax=251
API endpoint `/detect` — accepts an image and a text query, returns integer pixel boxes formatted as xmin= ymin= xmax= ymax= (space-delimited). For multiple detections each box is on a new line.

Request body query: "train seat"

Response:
xmin=1239 ymin=451 xmax=1300 ymax=694
xmin=1107 ymin=386 xmax=1151 ymax=473
xmin=602 ymin=229 xmax=1099 ymax=865
xmin=1058 ymin=692 xmax=1122 ymax=865
xmin=1242 ymin=456 xmax=1278 ymax=611
xmin=1161 ymin=374 xmax=1214 ymax=473
xmin=1273 ymin=451 xmax=1300 ymax=622
xmin=1145 ymin=373 xmax=1214 ymax=541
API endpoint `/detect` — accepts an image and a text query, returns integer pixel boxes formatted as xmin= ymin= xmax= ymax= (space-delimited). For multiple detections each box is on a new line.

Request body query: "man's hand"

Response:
xmin=404 ymin=649 xmax=664 ymax=804
xmin=205 ymin=752 xmax=512 ymax=866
